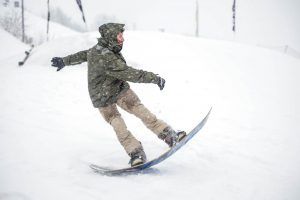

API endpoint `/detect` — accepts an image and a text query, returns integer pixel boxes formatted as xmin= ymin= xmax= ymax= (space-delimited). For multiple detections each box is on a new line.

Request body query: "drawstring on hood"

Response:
xmin=98 ymin=23 xmax=125 ymax=53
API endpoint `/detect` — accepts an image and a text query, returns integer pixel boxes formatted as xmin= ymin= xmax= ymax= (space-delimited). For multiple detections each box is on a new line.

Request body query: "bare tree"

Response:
xmin=0 ymin=9 xmax=22 ymax=38
xmin=0 ymin=8 xmax=32 ymax=43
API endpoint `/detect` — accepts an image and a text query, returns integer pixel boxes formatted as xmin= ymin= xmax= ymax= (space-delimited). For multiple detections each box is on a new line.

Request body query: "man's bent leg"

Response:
xmin=117 ymin=89 xmax=169 ymax=136
xmin=99 ymin=104 xmax=142 ymax=155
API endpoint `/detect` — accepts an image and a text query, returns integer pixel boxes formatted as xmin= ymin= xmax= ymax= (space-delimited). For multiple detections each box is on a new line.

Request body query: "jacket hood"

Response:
xmin=99 ymin=23 xmax=125 ymax=39
xmin=98 ymin=23 xmax=125 ymax=53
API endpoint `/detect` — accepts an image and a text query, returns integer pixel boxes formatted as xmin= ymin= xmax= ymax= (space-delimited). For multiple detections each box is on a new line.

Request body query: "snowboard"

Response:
xmin=18 ymin=44 xmax=34 ymax=66
xmin=90 ymin=107 xmax=212 ymax=175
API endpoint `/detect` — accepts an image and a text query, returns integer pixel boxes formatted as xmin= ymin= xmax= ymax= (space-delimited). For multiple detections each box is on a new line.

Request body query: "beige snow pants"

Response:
xmin=99 ymin=89 xmax=168 ymax=155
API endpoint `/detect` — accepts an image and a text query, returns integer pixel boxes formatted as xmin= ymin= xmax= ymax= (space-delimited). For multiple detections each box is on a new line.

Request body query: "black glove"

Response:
xmin=51 ymin=57 xmax=65 ymax=71
xmin=157 ymin=76 xmax=165 ymax=90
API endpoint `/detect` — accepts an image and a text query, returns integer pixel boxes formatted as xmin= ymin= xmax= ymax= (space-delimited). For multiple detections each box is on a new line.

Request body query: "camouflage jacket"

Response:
xmin=62 ymin=37 xmax=159 ymax=108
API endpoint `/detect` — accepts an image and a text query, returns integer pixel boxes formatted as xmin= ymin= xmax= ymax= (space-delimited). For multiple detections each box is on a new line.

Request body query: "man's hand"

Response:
xmin=157 ymin=76 xmax=165 ymax=90
xmin=51 ymin=57 xmax=65 ymax=71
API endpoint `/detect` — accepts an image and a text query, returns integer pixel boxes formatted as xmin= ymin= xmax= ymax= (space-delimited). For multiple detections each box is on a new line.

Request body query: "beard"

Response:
xmin=111 ymin=44 xmax=123 ymax=53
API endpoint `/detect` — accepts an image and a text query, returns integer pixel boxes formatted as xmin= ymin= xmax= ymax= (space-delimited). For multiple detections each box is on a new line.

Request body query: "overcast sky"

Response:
xmin=20 ymin=0 xmax=300 ymax=51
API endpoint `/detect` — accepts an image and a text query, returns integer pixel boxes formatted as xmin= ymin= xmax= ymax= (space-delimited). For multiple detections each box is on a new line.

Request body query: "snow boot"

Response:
xmin=128 ymin=146 xmax=147 ymax=167
xmin=158 ymin=127 xmax=186 ymax=148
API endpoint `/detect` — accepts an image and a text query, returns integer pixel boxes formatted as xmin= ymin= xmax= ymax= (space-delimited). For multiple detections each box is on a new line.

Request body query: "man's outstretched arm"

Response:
xmin=51 ymin=50 xmax=88 ymax=71
xmin=105 ymin=57 xmax=165 ymax=90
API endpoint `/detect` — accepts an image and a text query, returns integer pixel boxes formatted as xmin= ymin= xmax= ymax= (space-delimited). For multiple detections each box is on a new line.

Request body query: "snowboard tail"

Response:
xmin=90 ymin=107 xmax=212 ymax=175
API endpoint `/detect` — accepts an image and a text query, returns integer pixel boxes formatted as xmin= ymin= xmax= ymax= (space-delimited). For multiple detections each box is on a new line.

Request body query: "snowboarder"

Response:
xmin=51 ymin=23 xmax=186 ymax=167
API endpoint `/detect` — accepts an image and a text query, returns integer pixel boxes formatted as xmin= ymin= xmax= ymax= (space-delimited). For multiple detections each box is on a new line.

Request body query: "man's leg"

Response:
xmin=117 ymin=89 xmax=186 ymax=147
xmin=99 ymin=104 xmax=142 ymax=155
xmin=117 ymin=89 xmax=169 ymax=136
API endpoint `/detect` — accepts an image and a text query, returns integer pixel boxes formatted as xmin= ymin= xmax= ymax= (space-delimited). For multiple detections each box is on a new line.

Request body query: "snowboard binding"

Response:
xmin=159 ymin=127 xmax=186 ymax=148
xmin=128 ymin=147 xmax=147 ymax=167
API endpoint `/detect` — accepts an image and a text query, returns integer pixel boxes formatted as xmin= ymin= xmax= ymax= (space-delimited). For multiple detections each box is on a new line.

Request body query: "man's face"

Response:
xmin=117 ymin=32 xmax=124 ymax=45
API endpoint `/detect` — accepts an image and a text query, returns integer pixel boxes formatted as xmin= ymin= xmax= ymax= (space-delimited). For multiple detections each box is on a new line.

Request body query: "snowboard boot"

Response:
xmin=128 ymin=146 xmax=147 ymax=167
xmin=158 ymin=127 xmax=186 ymax=148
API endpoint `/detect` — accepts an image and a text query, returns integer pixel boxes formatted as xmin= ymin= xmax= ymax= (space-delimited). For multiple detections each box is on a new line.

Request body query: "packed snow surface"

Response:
xmin=0 ymin=28 xmax=300 ymax=200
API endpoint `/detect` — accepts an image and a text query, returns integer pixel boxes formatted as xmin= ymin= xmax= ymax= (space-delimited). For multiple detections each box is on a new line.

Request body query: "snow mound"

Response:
xmin=0 ymin=28 xmax=28 ymax=60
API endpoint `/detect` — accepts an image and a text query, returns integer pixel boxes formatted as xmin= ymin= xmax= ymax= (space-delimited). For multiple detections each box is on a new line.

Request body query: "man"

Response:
xmin=51 ymin=23 xmax=186 ymax=167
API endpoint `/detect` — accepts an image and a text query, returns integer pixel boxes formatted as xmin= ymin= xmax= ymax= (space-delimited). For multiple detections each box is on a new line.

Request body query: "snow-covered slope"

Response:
xmin=0 ymin=28 xmax=28 ymax=60
xmin=24 ymin=11 xmax=79 ymax=44
xmin=0 ymin=29 xmax=300 ymax=200
xmin=0 ymin=6 xmax=79 ymax=45
xmin=24 ymin=0 xmax=300 ymax=55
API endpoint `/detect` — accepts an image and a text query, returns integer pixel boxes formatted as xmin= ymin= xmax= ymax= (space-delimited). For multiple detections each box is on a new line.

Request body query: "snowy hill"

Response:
xmin=24 ymin=11 xmax=79 ymax=44
xmin=0 ymin=28 xmax=28 ymax=60
xmin=23 ymin=0 xmax=300 ymax=55
xmin=0 ymin=5 xmax=79 ymax=45
xmin=0 ymin=28 xmax=300 ymax=200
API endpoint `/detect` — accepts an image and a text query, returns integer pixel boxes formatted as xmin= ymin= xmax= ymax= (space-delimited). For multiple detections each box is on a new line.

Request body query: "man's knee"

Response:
xmin=99 ymin=105 xmax=121 ymax=123
xmin=117 ymin=89 xmax=141 ymax=111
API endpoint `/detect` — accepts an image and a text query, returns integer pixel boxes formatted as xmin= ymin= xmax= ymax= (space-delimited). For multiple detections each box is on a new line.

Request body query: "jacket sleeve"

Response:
xmin=105 ymin=57 xmax=159 ymax=84
xmin=62 ymin=50 xmax=88 ymax=66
